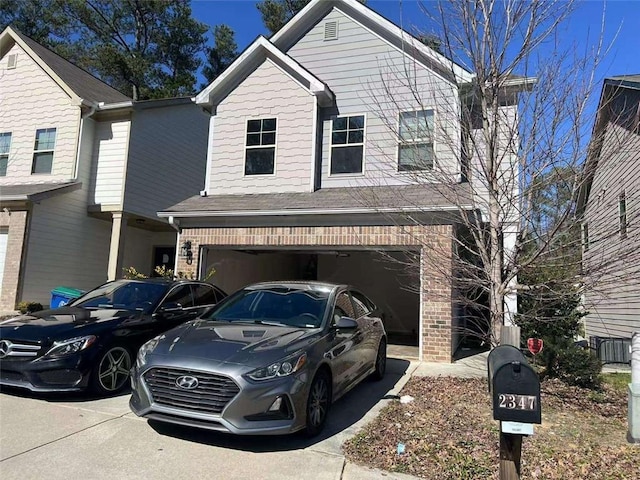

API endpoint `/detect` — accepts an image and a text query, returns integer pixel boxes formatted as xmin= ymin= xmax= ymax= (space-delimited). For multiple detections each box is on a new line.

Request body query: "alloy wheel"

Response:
xmin=308 ymin=376 xmax=329 ymax=428
xmin=372 ymin=339 xmax=387 ymax=380
xmin=97 ymin=347 xmax=131 ymax=392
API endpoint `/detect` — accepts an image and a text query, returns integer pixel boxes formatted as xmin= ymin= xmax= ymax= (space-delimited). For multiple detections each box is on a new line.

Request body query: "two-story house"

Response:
xmin=0 ymin=26 xmax=209 ymax=311
xmin=578 ymin=75 xmax=640 ymax=362
xmin=159 ymin=0 xmax=525 ymax=362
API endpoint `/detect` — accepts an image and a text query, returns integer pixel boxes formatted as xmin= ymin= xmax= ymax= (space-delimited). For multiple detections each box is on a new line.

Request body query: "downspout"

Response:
xmin=72 ymin=102 xmax=98 ymax=180
xmin=168 ymin=216 xmax=181 ymax=279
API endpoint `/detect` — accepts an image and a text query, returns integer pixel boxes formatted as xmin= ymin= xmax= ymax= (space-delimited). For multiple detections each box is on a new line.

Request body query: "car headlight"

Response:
xmin=137 ymin=335 xmax=161 ymax=368
xmin=43 ymin=335 xmax=96 ymax=358
xmin=246 ymin=352 xmax=307 ymax=381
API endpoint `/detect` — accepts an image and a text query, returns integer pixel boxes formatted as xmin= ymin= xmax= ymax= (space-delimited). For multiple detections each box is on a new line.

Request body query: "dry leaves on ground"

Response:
xmin=343 ymin=377 xmax=638 ymax=479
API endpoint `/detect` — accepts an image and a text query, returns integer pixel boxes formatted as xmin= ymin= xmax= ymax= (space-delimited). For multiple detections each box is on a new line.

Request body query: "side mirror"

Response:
xmin=334 ymin=316 xmax=358 ymax=330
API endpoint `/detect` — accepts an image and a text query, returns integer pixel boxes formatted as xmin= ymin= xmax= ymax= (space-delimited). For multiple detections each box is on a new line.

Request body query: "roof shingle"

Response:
xmin=10 ymin=28 xmax=131 ymax=104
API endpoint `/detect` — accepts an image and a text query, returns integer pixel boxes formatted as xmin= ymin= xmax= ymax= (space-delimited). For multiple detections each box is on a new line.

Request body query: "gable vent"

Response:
xmin=7 ymin=54 xmax=17 ymax=69
xmin=324 ymin=21 xmax=338 ymax=41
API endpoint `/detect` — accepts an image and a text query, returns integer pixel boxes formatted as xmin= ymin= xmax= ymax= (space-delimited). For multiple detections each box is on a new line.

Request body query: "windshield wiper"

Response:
xmin=252 ymin=320 xmax=288 ymax=327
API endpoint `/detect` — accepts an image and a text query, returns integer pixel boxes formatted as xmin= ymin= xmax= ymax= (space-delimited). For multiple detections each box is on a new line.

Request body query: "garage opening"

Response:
xmin=201 ymin=247 xmax=420 ymax=359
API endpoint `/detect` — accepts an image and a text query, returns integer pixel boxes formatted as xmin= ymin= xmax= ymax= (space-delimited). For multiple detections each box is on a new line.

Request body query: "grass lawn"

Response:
xmin=603 ymin=372 xmax=632 ymax=392
xmin=343 ymin=375 xmax=638 ymax=479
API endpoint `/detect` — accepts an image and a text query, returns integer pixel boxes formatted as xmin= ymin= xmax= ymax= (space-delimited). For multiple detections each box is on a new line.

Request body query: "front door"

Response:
xmin=152 ymin=246 xmax=175 ymax=276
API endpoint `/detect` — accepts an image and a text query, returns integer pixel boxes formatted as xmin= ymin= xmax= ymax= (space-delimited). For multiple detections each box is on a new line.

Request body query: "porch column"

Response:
xmin=108 ymin=212 xmax=127 ymax=281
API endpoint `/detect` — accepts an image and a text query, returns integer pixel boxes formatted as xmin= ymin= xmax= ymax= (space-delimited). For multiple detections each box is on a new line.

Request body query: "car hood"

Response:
xmin=150 ymin=319 xmax=321 ymax=367
xmin=0 ymin=307 xmax=140 ymax=342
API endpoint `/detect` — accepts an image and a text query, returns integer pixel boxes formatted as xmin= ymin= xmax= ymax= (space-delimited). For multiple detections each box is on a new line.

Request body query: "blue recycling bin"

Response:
xmin=50 ymin=286 xmax=85 ymax=308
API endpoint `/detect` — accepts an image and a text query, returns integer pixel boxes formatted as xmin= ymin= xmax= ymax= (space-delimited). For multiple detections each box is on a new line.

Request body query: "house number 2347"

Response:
xmin=498 ymin=394 xmax=536 ymax=411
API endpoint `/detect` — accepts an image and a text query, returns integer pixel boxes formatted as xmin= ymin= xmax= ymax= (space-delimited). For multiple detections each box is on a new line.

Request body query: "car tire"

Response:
xmin=305 ymin=370 xmax=331 ymax=437
xmin=90 ymin=345 xmax=132 ymax=395
xmin=371 ymin=338 xmax=387 ymax=381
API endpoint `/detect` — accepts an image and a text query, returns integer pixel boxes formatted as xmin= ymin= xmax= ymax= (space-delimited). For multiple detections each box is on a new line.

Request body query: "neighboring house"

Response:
xmin=578 ymin=75 xmax=640 ymax=360
xmin=159 ymin=0 xmax=526 ymax=362
xmin=0 ymin=26 xmax=209 ymax=311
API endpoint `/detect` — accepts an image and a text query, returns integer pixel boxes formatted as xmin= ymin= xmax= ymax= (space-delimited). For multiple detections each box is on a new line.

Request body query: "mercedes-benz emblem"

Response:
xmin=0 ymin=340 xmax=11 ymax=359
xmin=175 ymin=375 xmax=199 ymax=390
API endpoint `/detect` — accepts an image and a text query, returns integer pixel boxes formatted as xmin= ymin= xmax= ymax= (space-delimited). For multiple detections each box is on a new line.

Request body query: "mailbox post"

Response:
xmin=488 ymin=345 xmax=542 ymax=480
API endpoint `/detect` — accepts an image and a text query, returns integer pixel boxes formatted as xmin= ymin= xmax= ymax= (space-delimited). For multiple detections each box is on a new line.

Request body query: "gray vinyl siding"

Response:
xmin=583 ymin=88 xmax=640 ymax=340
xmin=21 ymin=118 xmax=112 ymax=305
xmin=0 ymin=41 xmax=80 ymax=184
xmin=90 ymin=119 xmax=131 ymax=206
xmin=287 ymin=7 xmax=461 ymax=188
xmin=124 ymin=103 xmax=209 ymax=219
xmin=208 ymin=59 xmax=316 ymax=195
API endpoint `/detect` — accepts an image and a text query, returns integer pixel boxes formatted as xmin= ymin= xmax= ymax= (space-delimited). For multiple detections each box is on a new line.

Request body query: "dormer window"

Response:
xmin=245 ymin=118 xmax=276 ymax=175
xmin=0 ymin=132 xmax=11 ymax=176
xmin=32 ymin=128 xmax=56 ymax=174
xmin=330 ymin=115 xmax=365 ymax=175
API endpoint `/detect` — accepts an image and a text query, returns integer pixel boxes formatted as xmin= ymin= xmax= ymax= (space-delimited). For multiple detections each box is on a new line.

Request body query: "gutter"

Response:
xmin=96 ymin=100 xmax=135 ymax=111
xmin=158 ymin=204 xmax=475 ymax=219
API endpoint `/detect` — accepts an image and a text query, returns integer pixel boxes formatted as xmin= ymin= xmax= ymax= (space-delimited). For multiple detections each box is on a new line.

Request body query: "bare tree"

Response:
xmin=356 ymin=0 xmax=623 ymax=347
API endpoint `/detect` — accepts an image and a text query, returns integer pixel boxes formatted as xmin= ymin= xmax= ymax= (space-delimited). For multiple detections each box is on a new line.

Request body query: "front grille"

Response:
xmin=143 ymin=367 xmax=240 ymax=414
xmin=0 ymin=340 xmax=42 ymax=360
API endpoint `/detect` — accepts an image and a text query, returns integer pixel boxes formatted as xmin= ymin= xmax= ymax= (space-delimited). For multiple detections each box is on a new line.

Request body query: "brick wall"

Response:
xmin=0 ymin=210 xmax=28 ymax=311
xmin=176 ymin=224 xmax=454 ymax=362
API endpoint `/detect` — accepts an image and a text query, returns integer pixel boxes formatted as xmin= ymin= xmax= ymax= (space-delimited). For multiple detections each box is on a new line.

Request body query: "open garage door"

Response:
xmin=201 ymin=247 xmax=420 ymax=358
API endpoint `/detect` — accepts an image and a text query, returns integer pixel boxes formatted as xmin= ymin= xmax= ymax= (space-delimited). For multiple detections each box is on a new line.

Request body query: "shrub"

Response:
xmin=17 ymin=301 xmax=44 ymax=314
xmin=122 ymin=266 xmax=147 ymax=279
xmin=549 ymin=344 xmax=602 ymax=390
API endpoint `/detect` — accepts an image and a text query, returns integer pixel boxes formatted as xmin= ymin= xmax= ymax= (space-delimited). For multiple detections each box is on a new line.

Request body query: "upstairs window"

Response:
xmin=619 ymin=191 xmax=628 ymax=239
xmin=32 ymin=128 xmax=56 ymax=174
xmin=398 ymin=110 xmax=434 ymax=171
xmin=245 ymin=118 xmax=276 ymax=175
xmin=0 ymin=132 xmax=11 ymax=176
xmin=330 ymin=115 xmax=365 ymax=174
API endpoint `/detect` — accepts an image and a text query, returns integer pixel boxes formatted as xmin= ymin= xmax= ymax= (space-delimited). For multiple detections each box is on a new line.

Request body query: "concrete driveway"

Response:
xmin=0 ymin=359 xmax=419 ymax=480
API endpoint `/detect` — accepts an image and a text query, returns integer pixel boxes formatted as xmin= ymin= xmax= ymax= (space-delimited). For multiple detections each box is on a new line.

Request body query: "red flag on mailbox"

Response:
xmin=527 ymin=338 xmax=544 ymax=355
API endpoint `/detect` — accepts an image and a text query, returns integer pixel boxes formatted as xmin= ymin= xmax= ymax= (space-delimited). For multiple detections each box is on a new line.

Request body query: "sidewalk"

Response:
xmin=412 ymin=350 xmax=489 ymax=379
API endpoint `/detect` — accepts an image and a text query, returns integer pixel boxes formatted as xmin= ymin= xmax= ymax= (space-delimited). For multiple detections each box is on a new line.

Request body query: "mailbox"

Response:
xmin=487 ymin=345 xmax=541 ymax=424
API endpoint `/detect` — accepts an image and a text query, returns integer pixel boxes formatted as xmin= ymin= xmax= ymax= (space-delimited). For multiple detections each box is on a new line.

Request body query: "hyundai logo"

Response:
xmin=0 ymin=340 xmax=11 ymax=359
xmin=175 ymin=375 xmax=199 ymax=390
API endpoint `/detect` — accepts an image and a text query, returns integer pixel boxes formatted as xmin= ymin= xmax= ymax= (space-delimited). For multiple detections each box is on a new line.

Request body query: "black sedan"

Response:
xmin=130 ymin=282 xmax=387 ymax=436
xmin=0 ymin=279 xmax=226 ymax=395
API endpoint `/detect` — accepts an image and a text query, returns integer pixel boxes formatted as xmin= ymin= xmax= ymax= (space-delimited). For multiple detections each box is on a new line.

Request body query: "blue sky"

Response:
xmin=191 ymin=0 xmax=639 ymax=80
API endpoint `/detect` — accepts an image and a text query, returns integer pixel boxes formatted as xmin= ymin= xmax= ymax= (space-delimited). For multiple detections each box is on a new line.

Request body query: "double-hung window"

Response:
xmin=0 ymin=132 xmax=11 ymax=176
xmin=32 ymin=128 xmax=56 ymax=174
xmin=330 ymin=115 xmax=365 ymax=174
xmin=245 ymin=118 xmax=276 ymax=175
xmin=398 ymin=110 xmax=434 ymax=171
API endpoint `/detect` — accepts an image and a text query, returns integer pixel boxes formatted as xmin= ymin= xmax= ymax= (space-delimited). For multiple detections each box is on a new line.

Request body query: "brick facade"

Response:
xmin=176 ymin=224 xmax=453 ymax=362
xmin=0 ymin=209 xmax=28 ymax=311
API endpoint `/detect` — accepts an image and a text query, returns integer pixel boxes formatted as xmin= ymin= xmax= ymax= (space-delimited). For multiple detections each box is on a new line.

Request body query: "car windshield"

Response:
xmin=206 ymin=286 xmax=330 ymax=328
xmin=70 ymin=281 xmax=170 ymax=312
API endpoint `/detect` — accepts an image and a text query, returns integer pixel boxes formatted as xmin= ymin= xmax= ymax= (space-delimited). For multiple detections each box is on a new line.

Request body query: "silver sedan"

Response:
xmin=129 ymin=281 xmax=387 ymax=436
